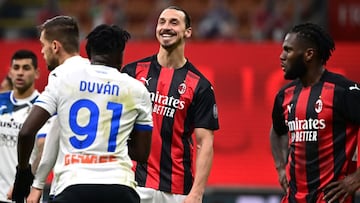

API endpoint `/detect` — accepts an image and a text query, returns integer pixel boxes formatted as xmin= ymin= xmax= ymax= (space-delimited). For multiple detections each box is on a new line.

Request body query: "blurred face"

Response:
xmin=156 ymin=8 xmax=191 ymax=50
xmin=280 ymin=33 xmax=307 ymax=80
xmin=0 ymin=77 xmax=12 ymax=92
xmin=40 ymin=30 xmax=59 ymax=71
xmin=9 ymin=58 xmax=39 ymax=93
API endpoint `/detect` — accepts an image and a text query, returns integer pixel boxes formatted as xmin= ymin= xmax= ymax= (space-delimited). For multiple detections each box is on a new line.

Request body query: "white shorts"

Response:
xmin=136 ymin=186 xmax=187 ymax=203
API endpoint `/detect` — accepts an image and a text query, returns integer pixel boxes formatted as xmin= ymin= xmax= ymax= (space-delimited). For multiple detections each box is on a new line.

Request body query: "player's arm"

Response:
xmin=128 ymin=127 xmax=152 ymax=163
xmin=186 ymin=128 xmax=214 ymax=203
xmin=128 ymin=84 xmax=153 ymax=163
xmin=12 ymin=106 xmax=51 ymax=201
xmin=28 ymin=118 xmax=60 ymax=203
xmin=270 ymin=125 xmax=288 ymax=172
xmin=18 ymin=106 xmax=51 ymax=169
xmin=270 ymin=125 xmax=289 ymax=193
xmin=31 ymin=137 xmax=45 ymax=174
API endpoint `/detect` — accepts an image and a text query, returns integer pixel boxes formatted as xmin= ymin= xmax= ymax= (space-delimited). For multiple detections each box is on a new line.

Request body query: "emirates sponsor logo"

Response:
xmin=287 ymin=117 xmax=326 ymax=143
xmin=149 ymin=91 xmax=186 ymax=118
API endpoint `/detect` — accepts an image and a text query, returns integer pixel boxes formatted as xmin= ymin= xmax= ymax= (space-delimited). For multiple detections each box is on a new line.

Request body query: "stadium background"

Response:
xmin=1 ymin=0 xmax=360 ymax=202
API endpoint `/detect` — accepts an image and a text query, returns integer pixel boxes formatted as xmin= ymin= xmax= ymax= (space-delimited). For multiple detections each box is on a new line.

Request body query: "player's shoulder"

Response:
xmin=0 ymin=91 xmax=11 ymax=113
xmin=122 ymin=55 xmax=156 ymax=70
xmin=184 ymin=60 xmax=213 ymax=87
xmin=50 ymin=56 xmax=90 ymax=78
xmin=0 ymin=91 xmax=11 ymax=100
xmin=276 ymin=79 xmax=299 ymax=97
xmin=323 ymin=70 xmax=358 ymax=89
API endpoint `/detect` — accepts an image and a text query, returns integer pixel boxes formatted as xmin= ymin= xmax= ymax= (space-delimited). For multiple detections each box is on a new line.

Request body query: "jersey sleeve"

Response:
xmin=193 ymin=85 xmax=219 ymax=130
xmin=134 ymin=85 xmax=153 ymax=131
xmin=32 ymin=117 xmax=59 ymax=189
xmin=344 ymin=83 xmax=360 ymax=125
xmin=272 ymin=91 xmax=288 ymax=136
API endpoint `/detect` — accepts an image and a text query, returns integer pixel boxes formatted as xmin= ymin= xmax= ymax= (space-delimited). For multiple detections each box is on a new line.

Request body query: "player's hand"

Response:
xmin=323 ymin=173 xmax=360 ymax=203
xmin=26 ymin=187 xmax=43 ymax=203
xmin=7 ymin=185 xmax=13 ymax=200
xmin=183 ymin=193 xmax=202 ymax=203
xmin=277 ymin=167 xmax=288 ymax=194
xmin=12 ymin=164 xmax=34 ymax=203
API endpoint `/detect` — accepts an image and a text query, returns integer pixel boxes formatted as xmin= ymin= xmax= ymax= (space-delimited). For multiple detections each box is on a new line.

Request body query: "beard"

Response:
xmin=47 ymin=57 xmax=60 ymax=71
xmin=284 ymin=55 xmax=307 ymax=80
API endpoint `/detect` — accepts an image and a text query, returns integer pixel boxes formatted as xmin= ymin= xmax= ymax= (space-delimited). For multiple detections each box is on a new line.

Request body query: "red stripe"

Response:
xmin=282 ymin=86 xmax=295 ymax=182
xmin=145 ymin=68 xmax=174 ymax=188
xmin=135 ymin=62 xmax=151 ymax=83
xmin=171 ymin=71 xmax=200 ymax=193
xmin=317 ymin=82 xmax=335 ymax=188
xmin=294 ymin=87 xmax=311 ymax=195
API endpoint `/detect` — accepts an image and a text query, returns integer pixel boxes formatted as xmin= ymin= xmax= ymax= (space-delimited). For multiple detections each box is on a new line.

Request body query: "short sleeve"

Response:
xmin=193 ymin=85 xmax=219 ymax=130
xmin=344 ymin=83 xmax=360 ymax=125
xmin=272 ymin=92 xmax=288 ymax=136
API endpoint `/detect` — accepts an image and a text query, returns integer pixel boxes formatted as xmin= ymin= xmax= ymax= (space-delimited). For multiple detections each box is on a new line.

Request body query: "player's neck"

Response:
xmin=13 ymin=86 xmax=36 ymax=99
xmin=59 ymin=52 xmax=79 ymax=65
xmin=301 ymin=66 xmax=325 ymax=87
xmin=157 ymin=49 xmax=186 ymax=69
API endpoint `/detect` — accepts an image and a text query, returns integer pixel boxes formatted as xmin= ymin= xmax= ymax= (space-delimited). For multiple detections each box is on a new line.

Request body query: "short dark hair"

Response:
xmin=289 ymin=22 xmax=335 ymax=65
xmin=11 ymin=49 xmax=38 ymax=69
xmin=85 ymin=24 xmax=130 ymax=58
xmin=166 ymin=6 xmax=192 ymax=28
xmin=39 ymin=15 xmax=80 ymax=54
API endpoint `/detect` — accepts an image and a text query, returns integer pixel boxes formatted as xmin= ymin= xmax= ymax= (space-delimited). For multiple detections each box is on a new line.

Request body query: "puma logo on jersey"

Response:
xmin=287 ymin=104 xmax=293 ymax=114
xmin=140 ymin=77 xmax=151 ymax=86
xmin=349 ymin=84 xmax=360 ymax=91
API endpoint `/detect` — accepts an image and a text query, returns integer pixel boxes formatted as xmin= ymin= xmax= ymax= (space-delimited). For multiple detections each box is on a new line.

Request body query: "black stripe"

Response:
xmin=332 ymin=85 xmax=347 ymax=180
xmin=182 ymin=134 xmax=192 ymax=194
xmin=305 ymin=83 xmax=322 ymax=202
xmin=135 ymin=163 xmax=148 ymax=186
xmin=288 ymin=83 xmax=302 ymax=202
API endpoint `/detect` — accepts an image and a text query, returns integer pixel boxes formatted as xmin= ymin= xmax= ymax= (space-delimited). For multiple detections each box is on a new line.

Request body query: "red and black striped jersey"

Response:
xmin=121 ymin=55 xmax=219 ymax=195
xmin=272 ymin=70 xmax=360 ymax=203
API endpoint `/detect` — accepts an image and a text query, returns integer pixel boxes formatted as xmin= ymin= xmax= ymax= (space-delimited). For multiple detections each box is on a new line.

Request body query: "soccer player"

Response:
xmin=10 ymin=16 xmax=90 ymax=203
xmin=270 ymin=22 xmax=360 ymax=203
xmin=14 ymin=23 xmax=153 ymax=203
xmin=121 ymin=6 xmax=219 ymax=203
xmin=0 ymin=50 xmax=51 ymax=203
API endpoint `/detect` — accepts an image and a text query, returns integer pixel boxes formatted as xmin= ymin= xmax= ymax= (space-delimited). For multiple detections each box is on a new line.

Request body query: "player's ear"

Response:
xmin=304 ymin=48 xmax=315 ymax=62
xmin=52 ymin=40 xmax=61 ymax=52
xmin=185 ymin=27 xmax=192 ymax=39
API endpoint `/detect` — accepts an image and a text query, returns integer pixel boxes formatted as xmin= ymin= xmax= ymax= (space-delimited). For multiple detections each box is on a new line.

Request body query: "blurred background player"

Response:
xmin=122 ymin=6 xmax=219 ymax=203
xmin=0 ymin=49 xmax=52 ymax=203
xmin=0 ymin=75 xmax=13 ymax=93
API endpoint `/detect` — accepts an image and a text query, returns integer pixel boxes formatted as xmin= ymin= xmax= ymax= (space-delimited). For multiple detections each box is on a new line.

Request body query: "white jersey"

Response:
xmin=0 ymin=90 xmax=52 ymax=202
xmin=34 ymin=57 xmax=153 ymax=196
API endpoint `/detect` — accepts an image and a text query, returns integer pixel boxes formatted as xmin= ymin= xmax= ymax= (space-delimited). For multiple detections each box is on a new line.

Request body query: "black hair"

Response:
xmin=166 ymin=6 xmax=192 ymax=28
xmin=290 ymin=22 xmax=335 ymax=65
xmin=39 ymin=15 xmax=80 ymax=54
xmin=85 ymin=24 xmax=130 ymax=58
xmin=11 ymin=49 xmax=38 ymax=69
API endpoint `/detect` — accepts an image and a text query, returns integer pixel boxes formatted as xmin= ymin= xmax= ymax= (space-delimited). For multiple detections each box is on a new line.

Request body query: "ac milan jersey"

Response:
xmin=34 ymin=56 xmax=153 ymax=196
xmin=0 ymin=90 xmax=52 ymax=202
xmin=272 ymin=70 xmax=360 ymax=203
xmin=122 ymin=55 xmax=219 ymax=195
